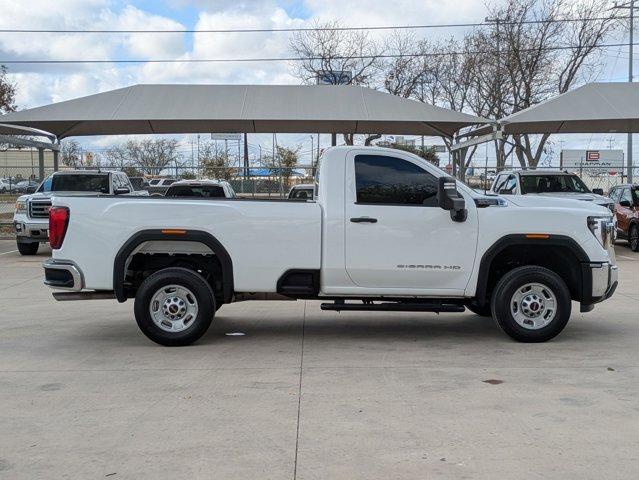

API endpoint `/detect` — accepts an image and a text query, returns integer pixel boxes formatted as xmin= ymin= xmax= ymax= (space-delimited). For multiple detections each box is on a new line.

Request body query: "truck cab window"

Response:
xmin=354 ymin=154 xmax=438 ymax=206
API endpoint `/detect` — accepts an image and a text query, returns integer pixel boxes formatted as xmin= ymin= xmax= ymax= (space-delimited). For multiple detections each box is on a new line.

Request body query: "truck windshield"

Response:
xmin=165 ymin=185 xmax=226 ymax=198
xmin=520 ymin=175 xmax=590 ymax=194
xmin=38 ymin=174 xmax=110 ymax=193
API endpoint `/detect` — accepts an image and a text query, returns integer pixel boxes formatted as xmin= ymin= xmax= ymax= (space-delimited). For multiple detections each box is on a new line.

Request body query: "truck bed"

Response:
xmin=51 ymin=195 xmax=322 ymax=292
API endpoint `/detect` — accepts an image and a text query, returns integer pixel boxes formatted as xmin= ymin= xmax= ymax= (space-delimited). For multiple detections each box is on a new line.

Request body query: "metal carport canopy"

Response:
xmin=497 ymin=82 xmax=639 ymax=135
xmin=0 ymin=84 xmax=487 ymax=139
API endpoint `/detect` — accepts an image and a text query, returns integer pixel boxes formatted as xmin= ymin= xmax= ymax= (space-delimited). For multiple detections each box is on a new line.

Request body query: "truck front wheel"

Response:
xmin=134 ymin=267 xmax=215 ymax=346
xmin=491 ymin=266 xmax=571 ymax=343
xmin=17 ymin=241 xmax=39 ymax=256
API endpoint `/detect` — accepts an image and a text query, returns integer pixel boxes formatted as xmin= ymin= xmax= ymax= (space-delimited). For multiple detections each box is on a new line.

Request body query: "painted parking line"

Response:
xmin=0 ymin=250 xmax=18 ymax=256
xmin=617 ymin=254 xmax=637 ymax=261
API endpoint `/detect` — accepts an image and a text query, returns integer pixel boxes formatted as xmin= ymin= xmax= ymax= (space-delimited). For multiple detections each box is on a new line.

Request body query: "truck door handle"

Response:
xmin=350 ymin=217 xmax=377 ymax=223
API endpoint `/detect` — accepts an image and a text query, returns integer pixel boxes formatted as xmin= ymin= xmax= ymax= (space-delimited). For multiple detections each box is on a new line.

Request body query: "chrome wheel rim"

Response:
xmin=149 ymin=284 xmax=198 ymax=333
xmin=510 ymin=282 xmax=557 ymax=330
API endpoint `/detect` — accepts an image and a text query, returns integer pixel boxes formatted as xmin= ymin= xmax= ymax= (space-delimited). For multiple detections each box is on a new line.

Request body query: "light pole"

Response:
xmin=486 ymin=15 xmax=506 ymax=173
xmin=309 ymin=135 xmax=314 ymax=172
xmin=614 ymin=0 xmax=636 ymax=182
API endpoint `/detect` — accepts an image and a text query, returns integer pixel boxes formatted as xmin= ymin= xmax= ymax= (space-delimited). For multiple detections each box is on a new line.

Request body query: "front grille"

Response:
xmin=28 ymin=200 xmax=52 ymax=219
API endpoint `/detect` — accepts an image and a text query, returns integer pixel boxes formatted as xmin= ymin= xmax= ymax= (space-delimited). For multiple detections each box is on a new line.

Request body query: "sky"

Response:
xmin=0 ymin=0 xmax=635 ymax=167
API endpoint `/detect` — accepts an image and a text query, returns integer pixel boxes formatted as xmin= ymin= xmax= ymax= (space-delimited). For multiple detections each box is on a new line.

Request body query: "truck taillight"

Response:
xmin=49 ymin=207 xmax=69 ymax=249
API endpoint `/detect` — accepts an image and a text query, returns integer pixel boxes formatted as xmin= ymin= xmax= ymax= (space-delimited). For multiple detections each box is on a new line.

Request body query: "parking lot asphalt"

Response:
xmin=1 ymin=239 xmax=639 ymax=479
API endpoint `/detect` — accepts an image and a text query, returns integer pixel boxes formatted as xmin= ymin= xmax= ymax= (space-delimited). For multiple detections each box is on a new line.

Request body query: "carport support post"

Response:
xmin=53 ymin=149 xmax=59 ymax=172
xmin=38 ymin=148 xmax=45 ymax=181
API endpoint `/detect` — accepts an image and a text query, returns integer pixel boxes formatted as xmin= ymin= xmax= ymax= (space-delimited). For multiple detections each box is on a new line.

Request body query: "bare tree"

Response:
xmin=289 ymin=20 xmax=384 ymax=146
xmin=119 ymin=139 xmax=182 ymax=175
xmin=60 ymin=140 xmax=83 ymax=167
xmin=476 ymin=0 xmax=620 ymax=167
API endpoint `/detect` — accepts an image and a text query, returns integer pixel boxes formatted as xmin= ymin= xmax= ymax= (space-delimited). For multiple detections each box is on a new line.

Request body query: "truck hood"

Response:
xmin=525 ymin=192 xmax=613 ymax=206
xmin=505 ymin=194 xmax=612 ymax=216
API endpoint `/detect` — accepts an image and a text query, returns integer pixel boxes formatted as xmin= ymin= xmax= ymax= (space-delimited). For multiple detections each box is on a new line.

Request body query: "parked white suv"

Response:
xmin=13 ymin=170 xmax=146 ymax=255
xmin=490 ymin=170 xmax=615 ymax=213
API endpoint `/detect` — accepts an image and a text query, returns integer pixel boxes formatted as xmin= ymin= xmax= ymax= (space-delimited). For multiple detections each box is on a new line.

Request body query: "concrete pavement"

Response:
xmin=0 ymin=239 xmax=638 ymax=479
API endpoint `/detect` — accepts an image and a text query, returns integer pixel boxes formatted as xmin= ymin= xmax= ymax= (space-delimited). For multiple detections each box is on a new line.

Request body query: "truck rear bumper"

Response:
xmin=43 ymin=259 xmax=83 ymax=291
xmin=581 ymin=262 xmax=618 ymax=310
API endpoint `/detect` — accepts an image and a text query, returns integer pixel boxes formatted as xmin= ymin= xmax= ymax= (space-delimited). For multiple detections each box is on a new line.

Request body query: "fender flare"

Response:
xmin=474 ymin=234 xmax=589 ymax=306
xmin=113 ymin=229 xmax=234 ymax=303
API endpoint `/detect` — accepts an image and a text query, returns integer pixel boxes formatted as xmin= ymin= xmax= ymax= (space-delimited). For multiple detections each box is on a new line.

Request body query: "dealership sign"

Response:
xmin=560 ymin=149 xmax=624 ymax=174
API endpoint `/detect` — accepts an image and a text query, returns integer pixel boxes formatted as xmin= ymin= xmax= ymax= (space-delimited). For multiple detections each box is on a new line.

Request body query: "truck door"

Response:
xmin=344 ymin=152 xmax=479 ymax=294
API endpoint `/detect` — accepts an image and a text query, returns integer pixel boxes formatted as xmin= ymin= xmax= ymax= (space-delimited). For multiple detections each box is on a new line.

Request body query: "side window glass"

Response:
xmin=621 ymin=188 xmax=632 ymax=204
xmin=354 ymin=154 xmax=439 ymax=206
xmin=493 ymin=175 xmax=508 ymax=193
xmin=499 ymin=175 xmax=517 ymax=195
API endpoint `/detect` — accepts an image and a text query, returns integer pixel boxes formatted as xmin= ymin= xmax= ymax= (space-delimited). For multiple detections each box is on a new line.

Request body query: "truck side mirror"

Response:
xmin=437 ymin=177 xmax=467 ymax=222
xmin=114 ymin=187 xmax=131 ymax=195
xmin=26 ymin=186 xmax=37 ymax=194
xmin=592 ymin=188 xmax=604 ymax=196
xmin=620 ymin=199 xmax=631 ymax=207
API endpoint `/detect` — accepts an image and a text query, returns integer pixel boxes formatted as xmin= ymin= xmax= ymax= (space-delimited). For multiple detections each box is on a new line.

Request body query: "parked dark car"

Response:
xmin=609 ymin=184 xmax=639 ymax=251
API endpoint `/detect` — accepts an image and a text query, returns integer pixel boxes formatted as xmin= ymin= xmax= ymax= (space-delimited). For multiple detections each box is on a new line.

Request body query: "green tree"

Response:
xmin=387 ymin=143 xmax=441 ymax=166
xmin=0 ymin=65 xmax=16 ymax=113
xmin=200 ymin=141 xmax=235 ymax=180
xmin=263 ymin=146 xmax=300 ymax=186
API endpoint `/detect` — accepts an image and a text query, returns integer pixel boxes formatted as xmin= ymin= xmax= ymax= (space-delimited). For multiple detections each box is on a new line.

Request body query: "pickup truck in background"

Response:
xmin=147 ymin=178 xmax=177 ymax=196
xmin=14 ymin=170 xmax=147 ymax=255
xmin=490 ymin=170 xmax=615 ymax=213
xmin=43 ymin=147 xmax=617 ymax=346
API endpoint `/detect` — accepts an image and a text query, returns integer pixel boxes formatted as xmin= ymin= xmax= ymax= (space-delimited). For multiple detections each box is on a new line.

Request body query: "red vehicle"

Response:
xmin=609 ymin=184 xmax=639 ymax=251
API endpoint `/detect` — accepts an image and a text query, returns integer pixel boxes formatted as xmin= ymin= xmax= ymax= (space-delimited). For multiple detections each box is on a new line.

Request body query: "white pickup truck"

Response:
xmin=14 ymin=170 xmax=147 ymax=255
xmin=43 ymin=147 xmax=618 ymax=346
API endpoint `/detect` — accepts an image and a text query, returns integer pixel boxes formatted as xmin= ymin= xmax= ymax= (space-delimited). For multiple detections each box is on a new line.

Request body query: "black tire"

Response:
xmin=17 ymin=241 xmax=39 ymax=256
xmin=629 ymin=224 xmax=639 ymax=252
xmin=491 ymin=266 xmax=571 ymax=343
xmin=465 ymin=301 xmax=493 ymax=317
xmin=134 ymin=267 xmax=215 ymax=346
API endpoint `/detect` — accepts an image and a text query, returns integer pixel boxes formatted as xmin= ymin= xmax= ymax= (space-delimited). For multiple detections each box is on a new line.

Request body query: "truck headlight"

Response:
xmin=588 ymin=216 xmax=614 ymax=249
xmin=15 ymin=201 xmax=26 ymax=213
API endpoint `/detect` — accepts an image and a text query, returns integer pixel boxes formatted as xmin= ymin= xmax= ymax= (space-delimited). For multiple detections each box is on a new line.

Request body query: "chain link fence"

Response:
xmin=2 ymin=163 xmax=637 ymax=223
xmin=1 ymin=165 xmax=315 ymax=222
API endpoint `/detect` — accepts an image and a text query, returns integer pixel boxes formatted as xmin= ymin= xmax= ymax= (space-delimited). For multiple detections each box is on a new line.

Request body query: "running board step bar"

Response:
xmin=320 ymin=301 xmax=465 ymax=313
xmin=53 ymin=291 xmax=116 ymax=301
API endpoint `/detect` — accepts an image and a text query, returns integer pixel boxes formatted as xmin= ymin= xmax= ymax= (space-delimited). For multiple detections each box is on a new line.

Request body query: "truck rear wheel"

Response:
xmin=134 ymin=267 xmax=215 ymax=346
xmin=17 ymin=241 xmax=39 ymax=256
xmin=491 ymin=266 xmax=571 ymax=343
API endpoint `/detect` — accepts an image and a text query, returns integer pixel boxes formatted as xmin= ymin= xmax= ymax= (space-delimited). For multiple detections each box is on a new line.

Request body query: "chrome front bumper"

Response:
xmin=14 ymin=220 xmax=49 ymax=241
xmin=43 ymin=259 xmax=83 ymax=291
xmin=583 ymin=262 xmax=618 ymax=306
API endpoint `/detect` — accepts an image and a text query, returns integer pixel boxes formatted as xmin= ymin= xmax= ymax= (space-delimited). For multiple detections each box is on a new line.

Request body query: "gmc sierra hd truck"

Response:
xmin=43 ymin=147 xmax=618 ymax=346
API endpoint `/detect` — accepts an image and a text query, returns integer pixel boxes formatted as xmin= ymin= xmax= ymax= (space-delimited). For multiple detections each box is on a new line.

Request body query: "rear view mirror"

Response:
xmin=592 ymin=188 xmax=604 ymax=196
xmin=620 ymin=199 xmax=631 ymax=207
xmin=437 ymin=177 xmax=467 ymax=222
